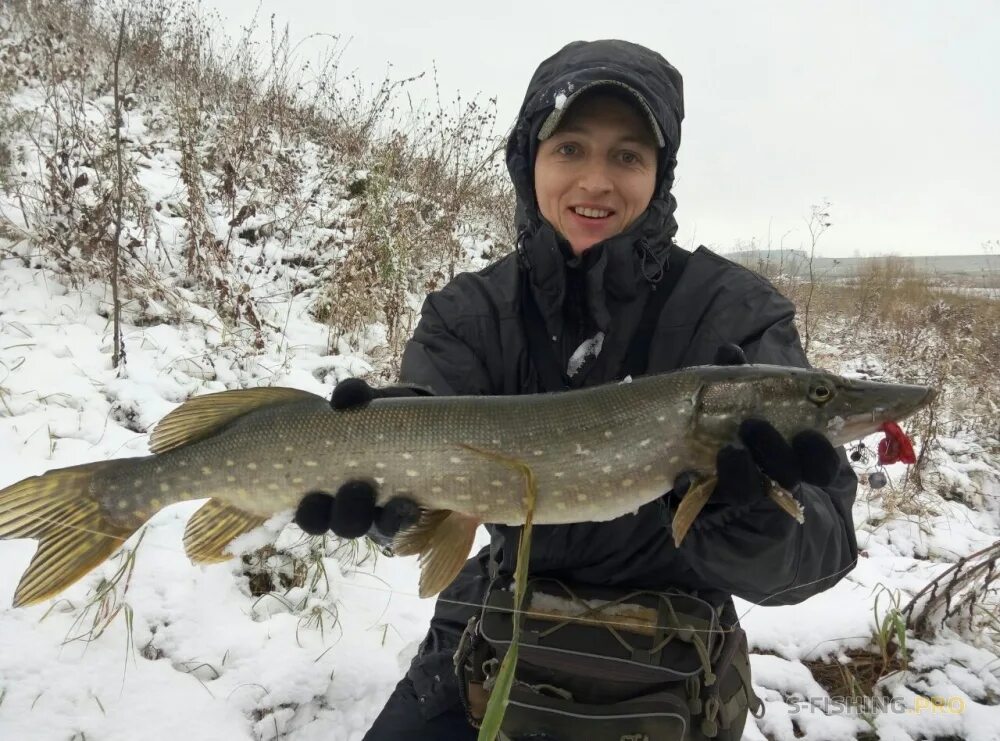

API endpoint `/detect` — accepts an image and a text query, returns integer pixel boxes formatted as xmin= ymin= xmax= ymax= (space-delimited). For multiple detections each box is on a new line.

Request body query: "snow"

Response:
xmin=5 ymin=246 xmax=1000 ymax=741
xmin=0 ymin=221 xmax=488 ymax=739
xmin=566 ymin=331 xmax=604 ymax=377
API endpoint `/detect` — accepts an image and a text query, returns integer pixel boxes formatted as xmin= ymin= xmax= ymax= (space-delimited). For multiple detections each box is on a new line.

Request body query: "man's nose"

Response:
xmin=576 ymin=161 xmax=613 ymax=193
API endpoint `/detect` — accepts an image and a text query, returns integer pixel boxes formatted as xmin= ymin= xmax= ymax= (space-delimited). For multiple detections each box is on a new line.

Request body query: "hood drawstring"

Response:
xmin=515 ymin=230 xmax=533 ymax=272
xmin=637 ymin=238 xmax=667 ymax=287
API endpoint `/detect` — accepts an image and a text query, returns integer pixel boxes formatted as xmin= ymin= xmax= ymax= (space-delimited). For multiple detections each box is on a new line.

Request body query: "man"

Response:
xmin=296 ymin=39 xmax=858 ymax=739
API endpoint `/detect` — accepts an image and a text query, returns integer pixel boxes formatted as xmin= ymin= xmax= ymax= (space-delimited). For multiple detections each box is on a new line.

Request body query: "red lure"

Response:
xmin=877 ymin=422 xmax=917 ymax=465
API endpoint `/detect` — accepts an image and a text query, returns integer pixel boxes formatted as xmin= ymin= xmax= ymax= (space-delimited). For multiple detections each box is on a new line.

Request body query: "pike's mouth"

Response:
xmin=830 ymin=386 xmax=937 ymax=444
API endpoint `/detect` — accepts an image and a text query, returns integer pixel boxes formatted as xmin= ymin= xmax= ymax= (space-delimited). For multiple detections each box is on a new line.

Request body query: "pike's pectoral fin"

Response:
xmin=671 ymin=478 xmax=806 ymax=547
xmin=0 ymin=462 xmax=134 ymax=607
xmin=149 ymin=387 xmax=324 ymax=454
xmin=767 ymin=484 xmax=806 ymax=524
xmin=183 ymin=499 xmax=268 ymax=564
xmin=392 ymin=509 xmax=478 ymax=598
xmin=671 ymin=475 xmax=717 ymax=548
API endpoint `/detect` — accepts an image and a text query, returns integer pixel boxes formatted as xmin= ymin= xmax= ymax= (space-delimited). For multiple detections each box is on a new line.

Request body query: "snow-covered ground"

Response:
xmin=3 ymin=215 xmax=1000 ymax=741
xmin=2 ymin=6 xmax=1000 ymax=740
xmin=0 ymin=257 xmax=463 ymax=740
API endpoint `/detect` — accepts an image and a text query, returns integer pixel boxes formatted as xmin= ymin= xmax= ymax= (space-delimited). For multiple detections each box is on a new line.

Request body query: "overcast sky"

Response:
xmin=208 ymin=0 xmax=997 ymax=258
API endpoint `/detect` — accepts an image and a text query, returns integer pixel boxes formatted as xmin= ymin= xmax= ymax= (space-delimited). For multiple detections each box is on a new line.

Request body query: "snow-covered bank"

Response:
xmin=4 ymin=254 xmax=999 ymax=739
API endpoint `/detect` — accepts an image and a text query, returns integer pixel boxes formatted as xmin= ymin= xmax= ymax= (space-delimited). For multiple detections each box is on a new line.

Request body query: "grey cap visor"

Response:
xmin=537 ymin=80 xmax=666 ymax=148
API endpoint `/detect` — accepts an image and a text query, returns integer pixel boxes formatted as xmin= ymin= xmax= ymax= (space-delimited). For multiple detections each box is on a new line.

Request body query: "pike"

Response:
xmin=0 ymin=365 xmax=934 ymax=607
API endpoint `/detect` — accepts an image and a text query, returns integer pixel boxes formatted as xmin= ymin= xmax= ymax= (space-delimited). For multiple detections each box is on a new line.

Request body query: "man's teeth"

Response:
xmin=573 ymin=207 xmax=611 ymax=218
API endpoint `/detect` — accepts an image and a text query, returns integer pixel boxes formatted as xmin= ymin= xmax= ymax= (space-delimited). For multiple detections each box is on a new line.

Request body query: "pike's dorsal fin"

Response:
xmin=392 ymin=509 xmax=478 ymax=598
xmin=150 ymin=387 xmax=323 ymax=454
xmin=183 ymin=499 xmax=268 ymax=563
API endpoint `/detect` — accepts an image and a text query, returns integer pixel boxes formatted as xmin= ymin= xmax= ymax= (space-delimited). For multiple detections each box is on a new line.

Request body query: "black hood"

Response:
xmin=505 ymin=39 xmax=685 ymax=240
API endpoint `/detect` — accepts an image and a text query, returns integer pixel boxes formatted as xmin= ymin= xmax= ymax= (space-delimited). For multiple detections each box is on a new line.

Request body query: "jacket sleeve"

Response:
xmin=677 ymin=289 xmax=859 ymax=606
xmin=397 ymin=278 xmax=496 ymax=397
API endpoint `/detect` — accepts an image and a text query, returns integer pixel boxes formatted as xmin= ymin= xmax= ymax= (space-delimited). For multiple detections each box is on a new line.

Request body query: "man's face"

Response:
xmin=534 ymin=94 xmax=658 ymax=256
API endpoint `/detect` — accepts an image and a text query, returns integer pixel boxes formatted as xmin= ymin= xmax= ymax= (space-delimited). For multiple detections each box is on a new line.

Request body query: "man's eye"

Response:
xmin=556 ymin=143 xmax=578 ymax=156
xmin=620 ymin=151 xmax=640 ymax=165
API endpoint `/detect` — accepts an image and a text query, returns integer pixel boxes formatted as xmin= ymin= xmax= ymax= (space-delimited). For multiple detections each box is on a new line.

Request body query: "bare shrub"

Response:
xmin=315 ymin=82 xmax=511 ymax=366
xmin=903 ymin=540 xmax=1000 ymax=649
xmin=0 ymin=0 xmax=515 ymax=368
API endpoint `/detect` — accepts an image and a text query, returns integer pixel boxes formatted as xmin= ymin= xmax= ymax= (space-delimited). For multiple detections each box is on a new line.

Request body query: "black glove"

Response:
xmin=672 ymin=344 xmax=841 ymax=512
xmin=293 ymin=378 xmax=427 ymax=540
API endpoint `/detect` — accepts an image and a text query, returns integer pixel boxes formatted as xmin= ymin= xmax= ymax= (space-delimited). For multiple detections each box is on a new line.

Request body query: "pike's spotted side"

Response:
xmin=0 ymin=365 xmax=934 ymax=605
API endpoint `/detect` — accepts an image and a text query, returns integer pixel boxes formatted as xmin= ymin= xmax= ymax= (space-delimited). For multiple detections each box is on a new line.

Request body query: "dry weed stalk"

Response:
xmin=801 ymin=201 xmax=831 ymax=354
xmin=0 ymin=1 xmax=181 ymax=332
xmin=110 ymin=8 xmax=127 ymax=368
xmin=902 ymin=539 xmax=1000 ymax=645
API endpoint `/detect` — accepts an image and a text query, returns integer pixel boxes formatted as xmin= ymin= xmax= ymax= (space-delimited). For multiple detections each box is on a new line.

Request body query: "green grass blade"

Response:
xmin=477 ymin=461 xmax=536 ymax=741
xmin=477 ymin=642 xmax=518 ymax=740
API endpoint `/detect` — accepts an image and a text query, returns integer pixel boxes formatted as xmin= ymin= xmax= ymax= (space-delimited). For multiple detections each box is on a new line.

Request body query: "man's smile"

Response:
xmin=570 ymin=204 xmax=615 ymax=219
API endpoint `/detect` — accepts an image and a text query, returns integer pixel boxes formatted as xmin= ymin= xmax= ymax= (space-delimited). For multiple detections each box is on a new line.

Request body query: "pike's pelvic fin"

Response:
xmin=392 ymin=509 xmax=478 ymax=598
xmin=671 ymin=475 xmax=717 ymax=548
xmin=0 ymin=462 xmax=133 ymax=607
xmin=183 ymin=499 xmax=267 ymax=563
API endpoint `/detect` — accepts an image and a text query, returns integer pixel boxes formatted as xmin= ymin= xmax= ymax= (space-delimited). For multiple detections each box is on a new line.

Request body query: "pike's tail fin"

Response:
xmin=0 ymin=462 xmax=133 ymax=607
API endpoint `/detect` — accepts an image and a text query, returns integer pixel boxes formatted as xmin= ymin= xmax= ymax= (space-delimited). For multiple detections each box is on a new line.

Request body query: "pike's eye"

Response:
xmin=809 ymin=383 xmax=834 ymax=404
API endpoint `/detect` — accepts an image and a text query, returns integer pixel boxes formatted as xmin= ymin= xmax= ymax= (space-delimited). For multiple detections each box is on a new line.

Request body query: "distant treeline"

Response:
xmin=724 ymin=250 xmax=1000 ymax=283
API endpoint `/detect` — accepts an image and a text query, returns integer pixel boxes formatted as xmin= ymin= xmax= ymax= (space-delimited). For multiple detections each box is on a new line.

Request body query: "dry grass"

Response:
xmin=818 ymin=258 xmax=998 ymax=454
xmin=803 ymin=646 xmax=906 ymax=701
xmin=743 ymin=253 xmax=999 ymax=456
xmin=736 ymin=251 xmax=999 ymax=539
xmin=0 ymin=0 xmax=514 ymax=365
xmin=313 ymin=82 xmax=511 ymax=372
xmin=798 ymin=585 xmax=910 ymax=711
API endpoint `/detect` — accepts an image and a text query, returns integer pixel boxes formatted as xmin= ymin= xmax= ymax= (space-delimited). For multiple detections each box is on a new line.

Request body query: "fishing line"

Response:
xmin=2 ymin=507 xmax=864 ymax=639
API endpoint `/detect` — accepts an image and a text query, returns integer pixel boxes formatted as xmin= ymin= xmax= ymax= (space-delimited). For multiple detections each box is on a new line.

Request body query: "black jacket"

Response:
xmin=393 ymin=39 xmax=858 ymax=720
